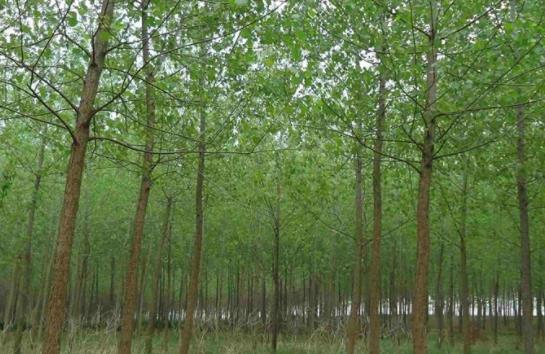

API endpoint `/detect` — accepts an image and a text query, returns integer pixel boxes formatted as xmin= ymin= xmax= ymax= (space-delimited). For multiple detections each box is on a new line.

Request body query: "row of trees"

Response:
xmin=1 ymin=1 xmax=544 ymax=354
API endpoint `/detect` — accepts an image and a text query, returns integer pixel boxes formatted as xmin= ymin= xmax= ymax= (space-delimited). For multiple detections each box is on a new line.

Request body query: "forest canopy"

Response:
xmin=0 ymin=1 xmax=544 ymax=354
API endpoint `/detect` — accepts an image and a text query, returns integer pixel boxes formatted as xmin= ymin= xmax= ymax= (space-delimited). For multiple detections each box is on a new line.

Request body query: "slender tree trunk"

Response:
xmin=163 ymin=227 xmax=173 ymax=349
xmin=3 ymin=265 xmax=19 ymax=335
xmin=261 ymin=278 xmax=266 ymax=326
xmin=388 ymin=242 xmax=397 ymax=329
xmin=42 ymin=2 xmax=114 ymax=353
xmin=271 ymin=182 xmax=281 ymax=353
xmin=460 ymin=239 xmax=470 ymax=353
xmin=110 ymin=256 xmax=116 ymax=310
xmin=145 ymin=197 xmax=172 ymax=354
xmin=460 ymin=171 xmax=471 ymax=354
xmin=369 ymin=67 xmax=386 ymax=354
xmin=516 ymin=105 xmax=533 ymax=354
xmin=346 ymin=151 xmax=364 ymax=354
xmin=412 ymin=3 xmax=437 ymax=353
xmin=179 ymin=92 xmax=206 ymax=354
xmin=435 ymin=244 xmax=445 ymax=348
xmin=537 ymin=289 xmax=543 ymax=339
xmin=508 ymin=0 xmax=534 ymax=349
xmin=448 ymin=259 xmax=455 ymax=346
xmin=178 ymin=269 xmax=185 ymax=326
xmin=118 ymin=2 xmax=156 ymax=353
xmin=494 ymin=273 xmax=499 ymax=345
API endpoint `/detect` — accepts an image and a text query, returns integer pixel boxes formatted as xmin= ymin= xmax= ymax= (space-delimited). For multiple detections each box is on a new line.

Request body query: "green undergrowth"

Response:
xmin=2 ymin=329 xmax=544 ymax=353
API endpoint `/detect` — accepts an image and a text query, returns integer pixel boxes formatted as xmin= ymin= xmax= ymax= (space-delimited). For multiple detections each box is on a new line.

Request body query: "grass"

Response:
xmin=2 ymin=329 xmax=544 ymax=353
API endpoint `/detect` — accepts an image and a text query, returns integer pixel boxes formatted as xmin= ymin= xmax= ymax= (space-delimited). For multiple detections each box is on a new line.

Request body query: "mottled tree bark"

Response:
xmin=117 ymin=1 xmax=156 ymax=353
xmin=412 ymin=2 xmax=437 ymax=352
xmin=516 ymin=105 xmax=533 ymax=354
xmin=435 ymin=244 xmax=445 ymax=348
xmin=179 ymin=95 xmax=206 ymax=354
xmin=3 ymin=265 xmax=19 ymax=336
xmin=493 ymin=273 xmax=499 ymax=345
xmin=460 ymin=170 xmax=471 ymax=354
xmin=42 ymin=2 xmax=115 ymax=353
xmin=271 ymin=182 xmax=281 ymax=353
xmin=145 ymin=197 xmax=172 ymax=354
xmin=346 ymin=151 xmax=364 ymax=354
xmin=369 ymin=67 xmax=386 ymax=354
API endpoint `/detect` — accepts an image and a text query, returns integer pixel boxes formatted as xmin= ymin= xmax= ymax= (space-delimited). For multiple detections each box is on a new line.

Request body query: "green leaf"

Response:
xmin=67 ymin=12 xmax=78 ymax=27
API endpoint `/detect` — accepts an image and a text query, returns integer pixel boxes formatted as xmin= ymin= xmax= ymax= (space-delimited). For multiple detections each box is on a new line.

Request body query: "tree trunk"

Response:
xmin=516 ymin=105 xmax=533 ymax=354
xmin=460 ymin=171 xmax=471 ymax=354
xmin=460 ymin=239 xmax=470 ymax=353
xmin=145 ymin=197 xmax=172 ymax=354
xmin=42 ymin=2 xmax=114 ymax=352
xmin=537 ymin=289 xmax=543 ymax=339
xmin=271 ymin=182 xmax=281 ymax=353
xmin=261 ymin=277 xmax=267 ymax=326
xmin=369 ymin=66 xmax=386 ymax=354
xmin=118 ymin=2 xmax=156 ymax=353
xmin=435 ymin=244 xmax=445 ymax=348
xmin=388 ymin=242 xmax=397 ymax=329
xmin=346 ymin=151 xmax=364 ymax=354
xmin=494 ymin=273 xmax=499 ymax=345
xmin=110 ymin=256 xmax=116 ymax=311
xmin=179 ymin=92 xmax=206 ymax=354
xmin=508 ymin=0 xmax=534 ymax=349
xmin=448 ymin=259 xmax=455 ymax=346
xmin=412 ymin=3 xmax=437 ymax=353
xmin=3 ymin=265 xmax=19 ymax=335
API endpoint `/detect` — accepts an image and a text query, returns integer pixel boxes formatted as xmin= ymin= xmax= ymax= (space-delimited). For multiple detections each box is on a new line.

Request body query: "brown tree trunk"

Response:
xmin=179 ymin=94 xmax=206 ymax=354
xmin=516 ymin=104 xmax=533 ymax=354
xmin=346 ymin=151 xmax=364 ymax=354
xmin=388 ymin=242 xmax=397 ymax=329
xmin=42 ymin=2 xmax=114 ymax=353
xmin=537 ymin=289 xmax=543 ymax=339
xmin=412 ymin=3 xmax=437 ymax=353
xmin=163 ymin=226 xmax=173 ymax=349
xmin=460 ymin=171 xmax=471 ymax=354
xmin=3 ymin=265 xmax=19 ymax=335
xmin=448 ymin=259 xmax=455 ymax=346
xmin=435 ymin=244 xmax=445 ymax=348
xmin=110 ymin=256 xmax=116 ymax=310
xmin=494 ymin=273 xmax=499 ymax=345
xmin=145 ymin=197 xmax=172 ymax=354
xmin=460 ymin=239 xmax=470 ymax=353
xmin=271 ymin=182 xmax=281 ymax=353
xmin=117 ymin=1 xmax=156 ymax=353
xmin=261 ymin=277 xmax=267 ymax=326
xmin=369 ymin=67 xmax=386 ymax=354
xmin=508 ymin=0 xmax=534 ymax=349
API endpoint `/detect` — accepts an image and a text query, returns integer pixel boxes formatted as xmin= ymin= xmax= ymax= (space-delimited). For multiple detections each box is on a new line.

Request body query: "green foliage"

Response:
xmin=0 ymin=1 xmax=544 ymax=350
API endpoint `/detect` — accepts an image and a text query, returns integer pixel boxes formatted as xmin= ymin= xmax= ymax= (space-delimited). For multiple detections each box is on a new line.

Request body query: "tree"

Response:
xmin=118 ymin=1 xmax=157 ymax=352
xmin=179 ymin=51 xmax=207 ymax=354
xmin=42 ymin=2 xmax=115 ymax=353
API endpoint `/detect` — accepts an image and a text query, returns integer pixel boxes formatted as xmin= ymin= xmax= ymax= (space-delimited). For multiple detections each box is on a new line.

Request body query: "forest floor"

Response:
xmin=2 ymin=330 xmax=544 ymax=353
